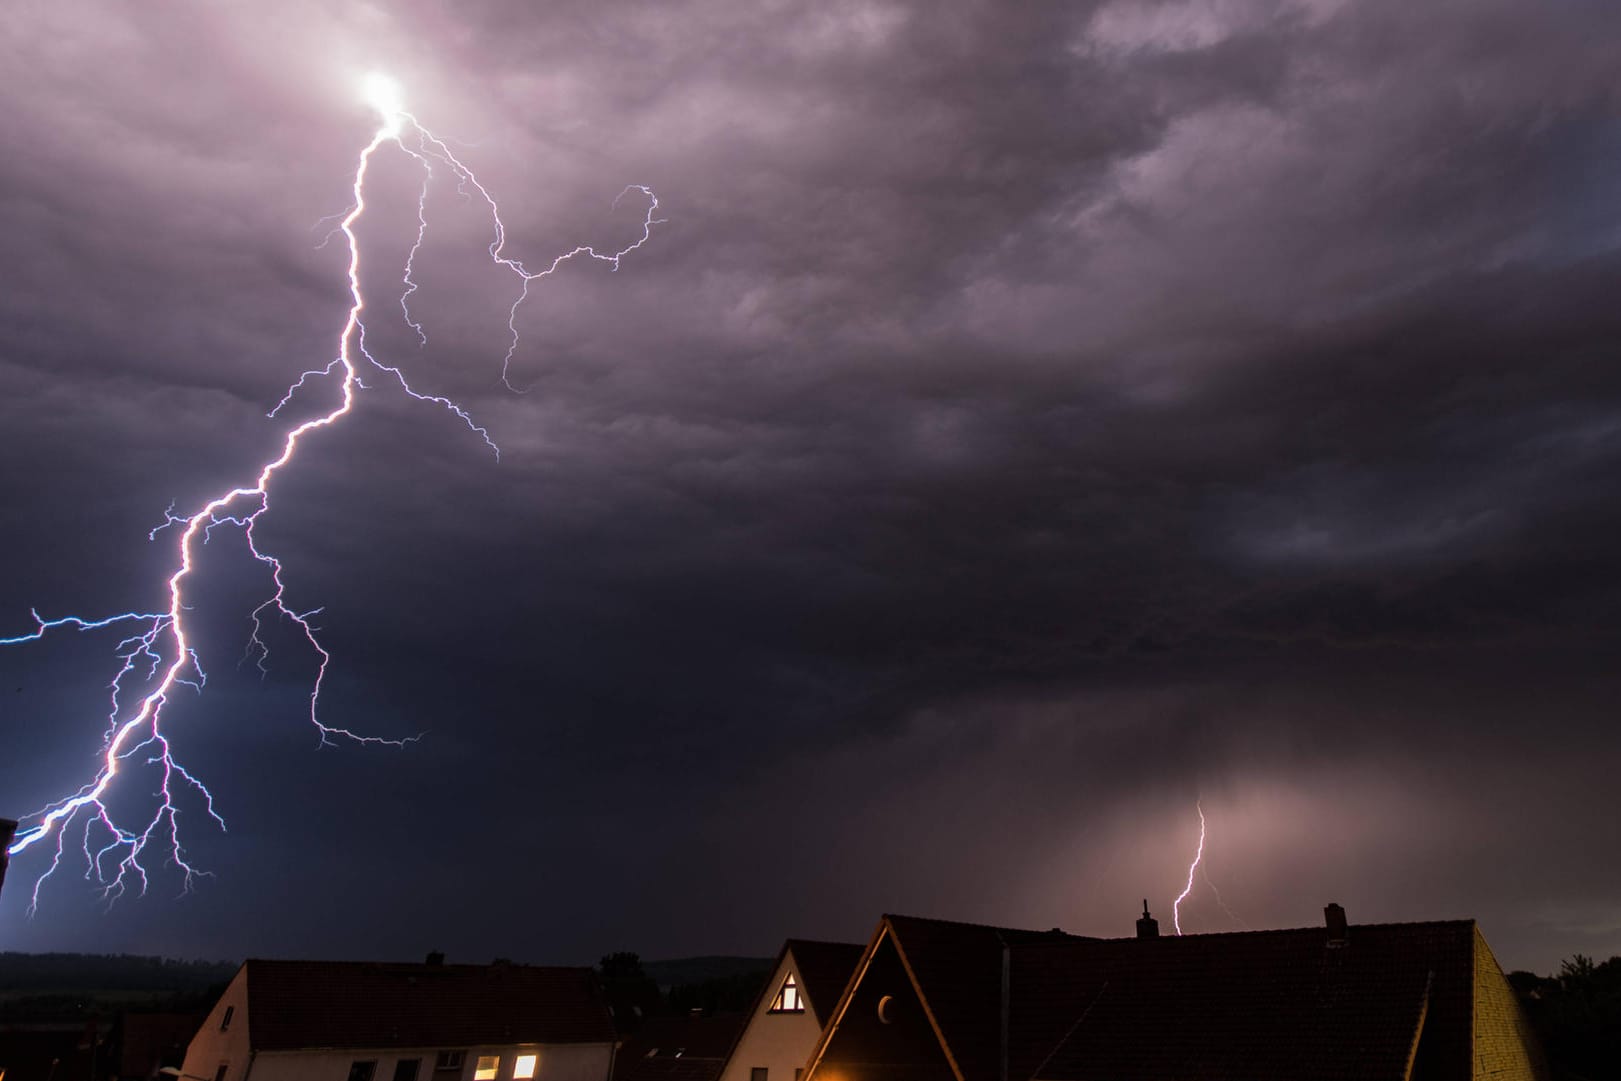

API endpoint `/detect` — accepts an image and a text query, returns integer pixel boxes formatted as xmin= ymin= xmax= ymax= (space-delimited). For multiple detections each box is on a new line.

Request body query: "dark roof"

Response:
xmin=614 ymin=1057 xmax=731 ymax=1081
xmin=883 ymin=915 xmax=1090 ymax=1081
xmin=612 ymin=1014 xmax=745 ymax=1081
xmin=1032 ymin=922 xmax=1475 ymax=1081
xmin=847 ymin=914 xmax=1483 ymax=1081
xmin=242 ymin=960 xmax=616 ymax=1051
xmin=118 ymin=1012 xmax=204 ymax=1078
xmin=785 ymin=940 xmax=864 ymax=1022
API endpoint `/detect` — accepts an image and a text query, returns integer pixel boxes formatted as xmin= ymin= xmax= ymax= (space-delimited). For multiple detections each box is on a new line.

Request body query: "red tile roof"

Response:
xmin=241 ymin=960 xmax=616 ymax=1052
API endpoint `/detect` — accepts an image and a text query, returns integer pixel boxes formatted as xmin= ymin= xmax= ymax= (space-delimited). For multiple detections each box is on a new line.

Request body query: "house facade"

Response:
xmin=716 ymin=940 xmax=862 ymax=1081
xmin=180 ymin=959 xmax=617 ymax=1081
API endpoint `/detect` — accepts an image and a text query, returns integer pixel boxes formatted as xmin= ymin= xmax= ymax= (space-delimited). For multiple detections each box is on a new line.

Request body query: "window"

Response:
xmin=435 ymin=1053 xmax=466 ymax=1073
xmin=214 ymin=1065 xmax=229 ymax=1081
xmin=751 ymin=1069 xmax=768 ymax=1081
xmin=349 ymin=1063 xmax=378 ymax=1081
xmin=220 ymin=1006 xmax=235 ymax=1032
xmin=395 ymin=1061 xmax=422 ymax=1081
xmin=513 ymin=1055 xmax=537 ymax=1080
xmin=768 ymin=973 xmax=803 ymax=1013
xmin=795 ymin=1071 xmax=803 ymax=1081
xmin=474 ymin=1057 xmax=500 ymax=1081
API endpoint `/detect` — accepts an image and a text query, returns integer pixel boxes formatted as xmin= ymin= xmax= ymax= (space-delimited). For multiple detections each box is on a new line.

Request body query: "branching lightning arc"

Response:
xmin=1 ymin=74 xmax=663 ymax=912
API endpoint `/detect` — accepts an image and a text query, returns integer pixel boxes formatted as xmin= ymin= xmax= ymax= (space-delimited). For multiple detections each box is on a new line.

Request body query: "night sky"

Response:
xmin=2 ymin=0 xmax=1619 ymax=974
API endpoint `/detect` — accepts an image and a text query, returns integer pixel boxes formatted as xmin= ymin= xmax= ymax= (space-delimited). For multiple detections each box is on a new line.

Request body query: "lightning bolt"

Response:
xmin=1201 ymin=863 xmax=1245 ymax=927
xmin=1172 ymin=800 xmax=1207 ymax=936
xmin=2 ymin=74 xmax=662 ymax=912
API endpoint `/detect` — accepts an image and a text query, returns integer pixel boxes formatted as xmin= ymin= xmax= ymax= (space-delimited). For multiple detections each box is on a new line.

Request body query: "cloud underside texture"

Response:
xmin=0 ymin=0 xmax=1618 ymax=967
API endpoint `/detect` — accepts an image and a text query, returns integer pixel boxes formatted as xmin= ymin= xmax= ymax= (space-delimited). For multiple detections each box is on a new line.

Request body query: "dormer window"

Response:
xmin=768 ymin=973 xmax=804 ymax=1013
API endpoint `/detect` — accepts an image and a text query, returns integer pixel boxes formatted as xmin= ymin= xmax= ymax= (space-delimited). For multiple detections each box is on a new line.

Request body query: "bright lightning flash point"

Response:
xmin=1172 ymin=800 xmax=1207 ymax=936
xmin=2 ymin=74 xmax=663 ymax=912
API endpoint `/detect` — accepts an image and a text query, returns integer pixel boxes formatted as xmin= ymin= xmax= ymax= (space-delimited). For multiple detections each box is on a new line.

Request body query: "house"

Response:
xmin=802 ymin=906 xmax=1548 ymax=1081
xmin=716 ymin=941 xmax=863 ymax=1081
xmin=179 ymin=958 xmax=617 ymax=1081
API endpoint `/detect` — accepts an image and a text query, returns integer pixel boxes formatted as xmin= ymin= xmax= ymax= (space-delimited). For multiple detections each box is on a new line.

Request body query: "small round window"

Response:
xmin=877 ymin=994 xmax=895 ymax=1024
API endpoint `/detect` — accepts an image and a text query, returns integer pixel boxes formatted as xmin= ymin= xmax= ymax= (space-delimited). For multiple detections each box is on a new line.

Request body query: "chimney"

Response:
xmin=1136 ymin=899 xmax=1160 ymax=939
xmin=1324 ymin=903 xmax=1348 ymax=947
xmin=425 ymin=951 xmax=445 ymax=966
xmin=0 ymin=818 xmax=16 ymax=901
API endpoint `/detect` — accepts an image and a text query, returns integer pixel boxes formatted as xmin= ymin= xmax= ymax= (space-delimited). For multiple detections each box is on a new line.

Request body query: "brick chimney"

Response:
xmin=1136 ymin=899 xmax=1160 ymax=938
xmin=1324 ymin=902 xmax=1349 ymax=947
xmin=425 ymin=950 xmax=445 ymax=966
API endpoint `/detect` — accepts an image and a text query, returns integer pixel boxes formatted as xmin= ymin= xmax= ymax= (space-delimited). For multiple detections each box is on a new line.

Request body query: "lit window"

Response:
xmin=349 ymin=1063 xmax=378 ymax=1081
xmin=474 ymin=1057 xmax=500 ymax=1081
xmin=395 ymin=1061 xmax=422 ymax=1081
xmin=768 ymin=974 xmax=803 ymax=1013
xmin=513 ymin=1056 xmax=537 ymax=1080
xmin=435 ymin=1053 xmax=465 ymax=1073
xmin=220 ymin=1006 xmax=235 ymax=1032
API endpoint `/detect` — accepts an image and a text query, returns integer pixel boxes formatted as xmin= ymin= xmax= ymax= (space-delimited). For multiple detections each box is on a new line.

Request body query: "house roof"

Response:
xmin=784 ymin=940 xmax=864 ymax=1023
xmin=612 ymin=1014 xmax=746 ymax=1081
xmin=241 ymin=960 xmax=616 ymax=1052
xmin=882 ymin=915 xmax=1090 ymax=1081
xmin=1031 ymin=921 xmax=1476 ymax=1081
xmin=814 ymin=914 xmax=1483 ymax=1081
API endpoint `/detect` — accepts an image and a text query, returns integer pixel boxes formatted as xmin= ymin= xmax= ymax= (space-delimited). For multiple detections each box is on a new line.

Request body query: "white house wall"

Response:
xmin=246 ymin=1043 xmax=614 ymax=1081
xmin=718 ymin=953 xmax=823 ymax=1081
xmin=181 ymin=966 xmax=253 ymax=1081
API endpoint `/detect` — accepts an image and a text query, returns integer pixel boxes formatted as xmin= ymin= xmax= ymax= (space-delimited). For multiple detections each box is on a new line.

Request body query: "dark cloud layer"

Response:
xmin=2 ymin=0 xmax=1619 ymax=972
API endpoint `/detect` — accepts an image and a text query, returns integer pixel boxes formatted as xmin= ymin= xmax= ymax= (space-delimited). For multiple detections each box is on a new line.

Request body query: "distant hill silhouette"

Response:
xmin=641 ymin=955 xmax=770 ymax=989
xmin=0 ymin=952 xmax=239 ymax=994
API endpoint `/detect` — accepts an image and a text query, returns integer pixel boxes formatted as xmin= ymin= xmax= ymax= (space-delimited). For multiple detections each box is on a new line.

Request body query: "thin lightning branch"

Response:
xmin=1172 ymin=800 xmax=1207 ymax=936
xmin=3 ymin=76 xmax=662 ymax=911
xmin=390 ymin=123 xmax=665 ymax=391
xmin=1201 ymin=864 xmax=1245 ymax=927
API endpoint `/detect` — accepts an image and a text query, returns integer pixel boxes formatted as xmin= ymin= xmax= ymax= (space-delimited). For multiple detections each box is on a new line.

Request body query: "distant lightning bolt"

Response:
xmin=1172 ymin=800 xmax=1207 ymax=936
xmin=2 ymin=73 xmax=662 ymax=911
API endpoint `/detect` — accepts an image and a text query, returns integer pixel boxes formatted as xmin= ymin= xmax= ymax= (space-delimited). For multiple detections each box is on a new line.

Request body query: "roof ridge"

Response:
xmin=884 ymin=912 xmax=1060 ymax=935
xmin=1090 ymin=917 xmax=1477 ymax=942
xmin=244 ymin=958 xmax=595 ymax=970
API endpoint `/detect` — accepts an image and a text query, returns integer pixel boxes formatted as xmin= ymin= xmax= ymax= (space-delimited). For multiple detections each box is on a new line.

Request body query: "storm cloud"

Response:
xmin=2 ymin=0 xmax=1619 ymax=971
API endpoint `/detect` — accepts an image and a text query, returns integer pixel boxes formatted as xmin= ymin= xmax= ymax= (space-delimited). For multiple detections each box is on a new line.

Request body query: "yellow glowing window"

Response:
xmin=768 ymin=973 xmax=803 ymax=1013
xmin=513 ymin=1056 xmax=537 ymax=1080
xmin=474 ymin=1058 xmax=499 ymax=1081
